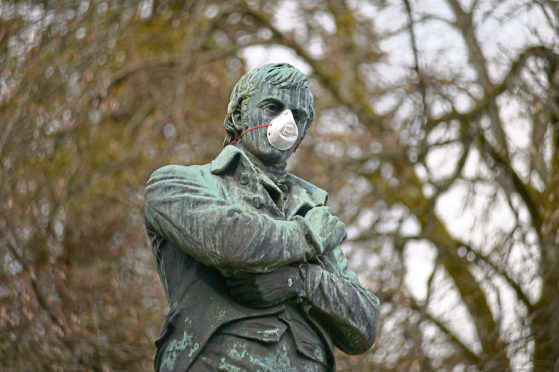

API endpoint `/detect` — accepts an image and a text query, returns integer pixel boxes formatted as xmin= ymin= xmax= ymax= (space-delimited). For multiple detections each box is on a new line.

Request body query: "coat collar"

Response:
xmin=210 ymin=146 xmax=329 ymax=207
xmin=210 ymin=145 xmax=252 ymax=175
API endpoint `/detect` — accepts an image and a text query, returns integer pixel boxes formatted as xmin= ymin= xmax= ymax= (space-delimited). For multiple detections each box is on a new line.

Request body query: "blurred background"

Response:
xmin=1 ymin=0 xmax=558 ymax=371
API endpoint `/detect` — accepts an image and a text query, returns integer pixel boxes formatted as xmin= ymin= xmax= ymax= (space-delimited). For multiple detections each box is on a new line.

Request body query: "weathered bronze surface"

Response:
xmin=144 ymin=63 xmax=379 ymax=371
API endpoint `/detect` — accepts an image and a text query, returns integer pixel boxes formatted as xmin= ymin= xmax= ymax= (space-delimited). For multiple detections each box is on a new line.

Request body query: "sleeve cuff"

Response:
xmin=297 ymin=263 xmax=322 ymax=312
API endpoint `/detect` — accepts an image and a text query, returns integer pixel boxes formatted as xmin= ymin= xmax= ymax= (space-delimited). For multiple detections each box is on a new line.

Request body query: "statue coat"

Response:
xmin=144 ymin=145 xmax=379 ymax=371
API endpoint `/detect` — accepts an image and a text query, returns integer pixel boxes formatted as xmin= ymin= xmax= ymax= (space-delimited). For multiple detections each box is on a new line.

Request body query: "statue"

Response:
xmin=144 ymin=63 xmax=379 ymax=371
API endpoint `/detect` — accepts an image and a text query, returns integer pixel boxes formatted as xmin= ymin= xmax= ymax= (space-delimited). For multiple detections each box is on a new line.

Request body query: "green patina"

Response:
xmin=226 ymin=342 xmax=248 ymax=361
xmin=223 ymin=341 xmax=305 ymax=372
xmin=313 ymin=347 xmax=326 ymax=363
xmin=258 ymin=327 xmax=280 ymax=338
xmin=248 ymin=341 xmax=298 ymax=372
xmin=219 ymin=357 xmax=241 ymax=372
xmin=162 ymin=318 xmax=200 ymax=370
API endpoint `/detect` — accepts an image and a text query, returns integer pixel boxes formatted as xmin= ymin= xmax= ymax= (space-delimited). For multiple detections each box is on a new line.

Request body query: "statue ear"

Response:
xmin=231 ymin=98 xmax=244 ymax=132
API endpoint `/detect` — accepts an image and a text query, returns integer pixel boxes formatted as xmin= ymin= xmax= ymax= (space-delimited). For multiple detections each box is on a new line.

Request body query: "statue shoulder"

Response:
xmin=147 ymin=163 xmax=213 ymax=185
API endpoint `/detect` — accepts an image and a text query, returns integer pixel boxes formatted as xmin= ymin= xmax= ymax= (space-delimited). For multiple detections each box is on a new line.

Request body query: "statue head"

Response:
xmin=223 ymin=63 xmax=315 ymax=159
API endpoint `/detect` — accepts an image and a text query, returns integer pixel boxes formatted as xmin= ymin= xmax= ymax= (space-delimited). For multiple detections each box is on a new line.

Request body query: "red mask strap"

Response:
xmin=230 ymin=124 xmax=271 ymax=146
xmin=293 ymin=135 xmax=301 ymax=152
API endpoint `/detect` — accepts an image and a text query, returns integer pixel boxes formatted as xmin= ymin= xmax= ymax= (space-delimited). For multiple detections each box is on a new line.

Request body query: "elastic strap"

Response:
xmin=230 ymin=124 xmax=271 ymax=145
xmin=293 ymin=135 xmax=301 ymax=152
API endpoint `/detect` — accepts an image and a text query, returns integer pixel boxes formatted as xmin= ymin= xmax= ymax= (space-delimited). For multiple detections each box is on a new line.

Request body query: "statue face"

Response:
xmin=236 ymin=83 xmax=311 ymax=165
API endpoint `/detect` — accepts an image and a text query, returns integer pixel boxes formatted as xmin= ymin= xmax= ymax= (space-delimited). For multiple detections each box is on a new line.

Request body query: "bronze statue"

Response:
xmin=144 ymin=63 xmax=379 ymax=371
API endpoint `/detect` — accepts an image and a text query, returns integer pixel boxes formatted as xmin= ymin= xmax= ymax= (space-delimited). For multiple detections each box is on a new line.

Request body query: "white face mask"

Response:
xmin=267 ymin=109 xmax=299 ymax=150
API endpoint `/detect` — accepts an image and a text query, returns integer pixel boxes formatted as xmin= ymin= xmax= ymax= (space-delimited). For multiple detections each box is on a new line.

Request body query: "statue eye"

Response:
xmin=261 ymin=101 xmax=282 ymax=115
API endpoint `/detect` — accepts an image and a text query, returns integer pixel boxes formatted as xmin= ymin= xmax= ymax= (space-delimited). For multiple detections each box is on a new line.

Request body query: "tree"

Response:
xmin=1 ymin=0 xmax=557 ymax=370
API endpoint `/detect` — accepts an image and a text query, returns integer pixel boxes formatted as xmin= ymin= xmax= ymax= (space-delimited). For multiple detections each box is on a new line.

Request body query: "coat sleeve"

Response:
xmin=144 ymin=165 xmax=325 ymax=273
xmin=300 ymin=248 xmax=380 ymax=354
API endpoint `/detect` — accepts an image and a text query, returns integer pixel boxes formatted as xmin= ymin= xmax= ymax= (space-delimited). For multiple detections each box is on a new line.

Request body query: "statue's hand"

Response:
xmin=304 ymin=206 xmax=347 ymax=253
xmin=227 ymin=266 xmax=304 ymax=308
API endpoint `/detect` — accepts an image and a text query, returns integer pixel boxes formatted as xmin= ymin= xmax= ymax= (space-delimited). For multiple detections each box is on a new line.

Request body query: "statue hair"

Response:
xmin=223 ymin=63 xmax=315 ymax=147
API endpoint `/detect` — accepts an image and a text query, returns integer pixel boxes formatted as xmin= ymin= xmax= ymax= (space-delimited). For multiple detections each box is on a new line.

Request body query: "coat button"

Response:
xmin=251 ymin=196 xmax=264 ymax=209
xmin=240 ymin=173 xmax=250 ymax=185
